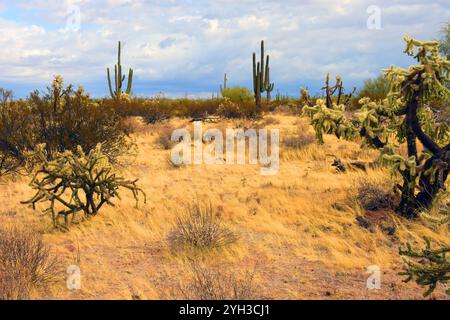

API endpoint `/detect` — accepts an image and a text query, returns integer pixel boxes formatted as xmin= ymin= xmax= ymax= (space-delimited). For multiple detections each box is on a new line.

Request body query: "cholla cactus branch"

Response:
xmin=399 ymin=238 xmax=450 ymax=297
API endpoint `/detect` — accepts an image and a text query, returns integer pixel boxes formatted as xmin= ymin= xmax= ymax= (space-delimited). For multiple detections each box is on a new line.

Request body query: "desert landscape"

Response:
xmin=0 ymin=1 xmax=449 ymax=302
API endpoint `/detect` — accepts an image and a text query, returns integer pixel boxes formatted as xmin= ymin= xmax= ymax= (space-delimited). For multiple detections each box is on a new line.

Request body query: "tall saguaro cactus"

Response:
xmin=107 ymin=41 xmax=134 ymax=100
xmin=252 ymin=40 xmax=274 ymax=108
xmin=220 ymin=73 xmax=228 ymax=96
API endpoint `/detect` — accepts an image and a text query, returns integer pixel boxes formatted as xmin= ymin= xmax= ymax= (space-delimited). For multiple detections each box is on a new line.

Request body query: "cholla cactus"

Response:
xmin=302 ymin=36 xmax=449 ymax=218
xmin=22 ymin=144 xmax=145 ymax=229
xmin=399 ymin=237 xmax=450 ymax=297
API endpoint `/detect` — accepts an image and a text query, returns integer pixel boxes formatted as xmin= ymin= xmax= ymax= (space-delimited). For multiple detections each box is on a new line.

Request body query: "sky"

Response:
xmin=0 ymin=0 xmax=449 ymax=98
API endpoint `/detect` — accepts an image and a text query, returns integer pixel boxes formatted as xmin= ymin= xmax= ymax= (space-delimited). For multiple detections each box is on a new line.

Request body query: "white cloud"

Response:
xmin=0 ymin=0 xmax=448 ymax=96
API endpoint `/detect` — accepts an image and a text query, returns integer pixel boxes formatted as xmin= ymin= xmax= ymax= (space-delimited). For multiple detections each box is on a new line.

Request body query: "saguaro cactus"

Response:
xmin=220 ymin=73 xmax=228 ymax=96
xmin=252 ymin=40 xmax=274 ymax=108
xmin=107 ymin=41 xmax=133 ymax=100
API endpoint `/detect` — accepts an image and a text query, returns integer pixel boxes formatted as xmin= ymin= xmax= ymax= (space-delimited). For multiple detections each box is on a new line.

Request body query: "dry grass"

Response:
xmin=282 ymin=122 xmax=316 ymax=150
xmin=0 ymin=114 xmax=448 ymax=299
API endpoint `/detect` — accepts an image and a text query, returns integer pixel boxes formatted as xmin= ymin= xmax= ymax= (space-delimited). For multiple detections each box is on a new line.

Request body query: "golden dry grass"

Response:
xmin=0 ymin=114 xmax=448 ymax=300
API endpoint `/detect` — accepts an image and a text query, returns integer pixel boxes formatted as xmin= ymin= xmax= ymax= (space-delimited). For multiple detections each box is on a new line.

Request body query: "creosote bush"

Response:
xmin=0 ymin=89 xmax=34 ymax=176
xmin=22 ymin=143 xmax=146 ymax=229
xmin=0 ymin=76 xmax=133 ymax=177
xmin=169 ymin=201 xmax=238 ymax=250
xmin=0 ymin=228 xmax=59 ymax=300
xmin=179 ymin=262 xmax=258 ymax=300
xmin=221 ymin=86 xmax=254 ymax=104
xmin=29 ymin=76 xmax=133 ymax=163
xmin=217 ymin=98 xmax=261 ymax=119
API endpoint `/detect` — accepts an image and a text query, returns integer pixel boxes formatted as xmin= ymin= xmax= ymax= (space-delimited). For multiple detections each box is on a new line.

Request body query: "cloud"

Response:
xmin=0 ymin=0 xmax=448 ymax=97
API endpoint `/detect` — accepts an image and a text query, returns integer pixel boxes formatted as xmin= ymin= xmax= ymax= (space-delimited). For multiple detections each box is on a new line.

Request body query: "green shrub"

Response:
xmin=29 ymin=76 xmax=133 ymax=163
xmin=221 ymin=86 xmax=254 ymax=104
xmin=355 ymin=75 xmax=389 ymax=103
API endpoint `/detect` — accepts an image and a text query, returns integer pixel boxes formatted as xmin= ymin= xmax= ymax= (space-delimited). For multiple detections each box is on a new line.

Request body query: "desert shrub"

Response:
xmin=22 ymin=144 xmax=146 ymax=229
xmin=179 ymin=262 xmax=258 ymax=300
xmin=156 ymin=125 xmax=176 ymax=150
xmin=217 ymin=98 xmax=261 ymax=119
xmin=356 ymin=180 xmax=396 ymax=211
xmin=283 ymin=123 xmax=315 ymax=149
xmin=260 ymin=116 xmax=280 ymax=127
xmin=355 ymin=75 xmax=389 ymax=104
xmin=0 ymin=228 xmax=59 ymax=300
xmin=221 ymin=86 xmax=254 ymax=104
xmin=439 ymin=22 xmax=450 ymax=60
xmin=173 ymin=99 xmax=219 ymax=119
xmin=169 ymin=201 xmax=237 ymax=250
xmin=28 ymin=77 xmax=133 ymax=163
xmin=0 ymin=89 xmax=34 ymax=176
xmin=141 ymin=100 xmax=173 ymax=124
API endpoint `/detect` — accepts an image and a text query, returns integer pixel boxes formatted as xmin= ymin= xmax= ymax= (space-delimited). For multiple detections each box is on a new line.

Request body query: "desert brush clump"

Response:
xmin=0 ymin=89 xmax=34 ymax=176
xmin=168 ymin=201 xmax=238 ymax=250
xmin=0 ymin=228 xmax=59 ymax=300
xmin=355 ymin=179 xmax=397 ymax=211
xmin=22 ymin=144 xmax=146 ymax=229
xmin=217 ymin=98 xmax=261 ymax=119
xmin=221 ymin=86 xmax=254 ymax=104
xmin=30 ymin=76 xmax=134 ymax=163
xmin=303 ymin=36 xmax=449 ymax=219
xmin=178 ymin=262 xmax=258 ymax=300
